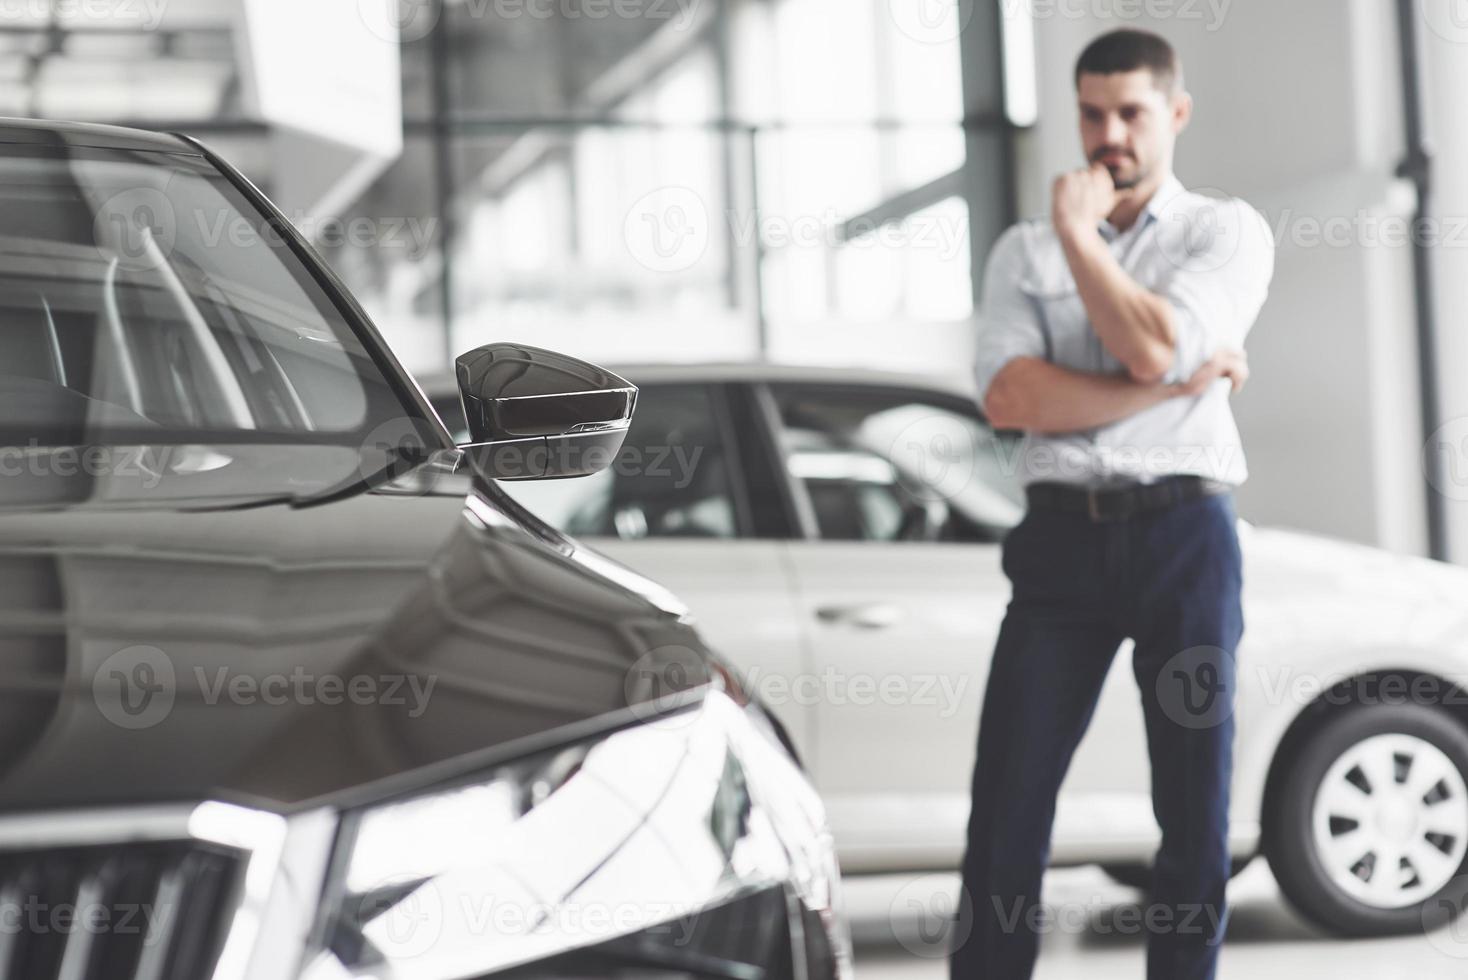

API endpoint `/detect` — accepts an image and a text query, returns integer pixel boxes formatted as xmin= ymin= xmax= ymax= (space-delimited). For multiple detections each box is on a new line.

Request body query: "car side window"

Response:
xmin=770 ymin=384 xmax=1025 ymax=544
xmin=498 ymin=383 xmax=742 ymax=540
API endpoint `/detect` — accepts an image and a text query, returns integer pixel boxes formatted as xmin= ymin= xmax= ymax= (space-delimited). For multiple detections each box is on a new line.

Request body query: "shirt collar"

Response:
xmin=1142 ymin=172 xmax=1186 ymax=223
xmin=1098 ymin=172 xmax=1185 ymax=240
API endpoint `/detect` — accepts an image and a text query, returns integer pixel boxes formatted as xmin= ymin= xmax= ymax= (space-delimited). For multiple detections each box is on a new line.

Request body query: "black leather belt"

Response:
xmin=1025 ymin=475 xmax=1229 ymax=523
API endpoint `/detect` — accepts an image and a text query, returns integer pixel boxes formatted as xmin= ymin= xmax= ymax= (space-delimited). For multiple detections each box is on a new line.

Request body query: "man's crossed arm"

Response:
xmin=983 ymin=348 xmax=1247 ymax=434
xmin=1052 ymin=163 xmax=1183 ymax=384
xmin=977 ymin=165 xmax=1259 ymax=434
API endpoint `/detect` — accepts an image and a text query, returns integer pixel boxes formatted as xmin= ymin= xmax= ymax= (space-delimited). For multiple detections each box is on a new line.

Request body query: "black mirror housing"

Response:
xmin=454 ymin=343 xmax=637 ymax=481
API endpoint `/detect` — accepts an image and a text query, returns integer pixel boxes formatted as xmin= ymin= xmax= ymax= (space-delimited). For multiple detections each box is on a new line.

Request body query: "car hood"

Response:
xmin=0 ymin=451 xmax=714 ymax=815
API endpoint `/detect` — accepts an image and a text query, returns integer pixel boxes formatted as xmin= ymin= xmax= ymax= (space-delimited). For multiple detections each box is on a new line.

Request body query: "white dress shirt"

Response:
xmin=973 ymin=174 xmax=1274 ymax=488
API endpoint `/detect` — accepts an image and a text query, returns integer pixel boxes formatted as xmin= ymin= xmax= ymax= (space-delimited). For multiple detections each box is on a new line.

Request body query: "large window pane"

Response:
xmin=756 ymin=130 xmax=973 ymax=325
xmin=447 ymin=123 xmax=754 ymax=365
xmin=444 ymin=1 xmax=714 ymax=121
xmin=316 ymin=137 xmax=447 ymax=376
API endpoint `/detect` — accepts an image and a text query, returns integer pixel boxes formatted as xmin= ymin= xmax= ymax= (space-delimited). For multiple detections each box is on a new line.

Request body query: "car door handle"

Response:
xmin=815 ymin=603 xmax=906 ymax=630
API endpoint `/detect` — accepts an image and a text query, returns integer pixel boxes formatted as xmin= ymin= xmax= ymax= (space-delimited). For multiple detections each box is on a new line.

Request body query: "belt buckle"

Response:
xmin=1087 ymin=486 xmax=1132 ymax=522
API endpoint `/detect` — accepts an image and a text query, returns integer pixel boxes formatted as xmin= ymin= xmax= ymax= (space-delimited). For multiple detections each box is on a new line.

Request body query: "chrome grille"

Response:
xmin=0 ymin=840 xmax=242 ymax=980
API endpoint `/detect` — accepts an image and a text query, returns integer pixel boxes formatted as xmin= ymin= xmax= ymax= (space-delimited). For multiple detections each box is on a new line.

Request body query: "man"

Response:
xmin=951 ymin=29 xmax=1274 ymax=980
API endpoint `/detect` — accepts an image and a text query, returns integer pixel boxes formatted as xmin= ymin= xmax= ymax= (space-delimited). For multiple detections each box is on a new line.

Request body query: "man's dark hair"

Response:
xmin=1074 ymin=29 xmax=1182 ymax=95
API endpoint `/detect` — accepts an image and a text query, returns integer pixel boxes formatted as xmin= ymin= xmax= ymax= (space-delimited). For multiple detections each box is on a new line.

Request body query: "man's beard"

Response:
xmin=1092 ymin=149 xmax=1148 ymax=190
xmin=1110 ymin=168 xmax=1146 ymax=191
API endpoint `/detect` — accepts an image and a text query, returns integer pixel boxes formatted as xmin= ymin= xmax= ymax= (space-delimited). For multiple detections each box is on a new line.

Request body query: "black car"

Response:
xmin=0 ymin=119 xmax=849 ymax=980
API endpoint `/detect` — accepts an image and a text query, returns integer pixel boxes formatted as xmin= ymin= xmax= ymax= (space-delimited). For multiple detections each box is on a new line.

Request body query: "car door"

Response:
xmin=763 ymin=381 xmax=1154 ymax=871
xmin=495 ymin=381 xmax=814 ymax=753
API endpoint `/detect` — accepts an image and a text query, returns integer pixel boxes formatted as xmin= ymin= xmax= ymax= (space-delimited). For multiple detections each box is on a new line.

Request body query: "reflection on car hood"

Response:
xmin=0 ymin=457 xmax=714 ymax=815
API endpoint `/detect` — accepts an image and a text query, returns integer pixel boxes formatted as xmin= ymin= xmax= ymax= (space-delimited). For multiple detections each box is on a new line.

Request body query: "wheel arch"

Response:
xmin=1258 ymin=667 xmax=1468 ymax=853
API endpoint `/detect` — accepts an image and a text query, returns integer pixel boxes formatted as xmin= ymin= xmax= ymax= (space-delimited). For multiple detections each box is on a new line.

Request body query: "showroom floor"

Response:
xmin=847 ymin=863 xmax=1467 ymax=978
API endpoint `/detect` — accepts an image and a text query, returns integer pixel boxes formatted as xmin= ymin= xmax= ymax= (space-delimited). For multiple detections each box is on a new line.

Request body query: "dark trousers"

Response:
xmin=950 ymin=491 xmax=1244 ymax=980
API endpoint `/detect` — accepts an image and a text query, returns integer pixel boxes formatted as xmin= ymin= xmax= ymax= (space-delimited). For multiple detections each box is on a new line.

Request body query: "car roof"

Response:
xmin=419 ymin=362 xmax=978 ymax=402
xmin=0 ymin=117 xmax=194 ymax=155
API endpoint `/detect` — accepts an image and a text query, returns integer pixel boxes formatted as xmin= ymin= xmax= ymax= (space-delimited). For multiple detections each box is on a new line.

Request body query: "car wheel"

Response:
xmin=1265 ymin=703 xmax=1468 ymax=936
xmin=1102 ymin=856 xmax=1253 ymax=892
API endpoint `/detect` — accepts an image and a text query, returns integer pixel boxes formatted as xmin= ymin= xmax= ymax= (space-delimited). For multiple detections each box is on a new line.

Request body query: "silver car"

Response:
xmin=432 ymin=361 xmax=1468 ymax=938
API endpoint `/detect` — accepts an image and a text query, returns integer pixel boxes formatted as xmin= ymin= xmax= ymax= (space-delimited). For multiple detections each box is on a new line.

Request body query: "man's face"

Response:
xmin=1076 ymin=69 xmax=1188 ymax=191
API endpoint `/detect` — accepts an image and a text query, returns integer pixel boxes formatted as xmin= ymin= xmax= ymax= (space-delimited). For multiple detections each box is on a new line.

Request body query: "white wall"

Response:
xmin=1419 ymin=1 xmax=1468 ymax=563
xmin=1019 ymin=0 xmax=1429 ymax=554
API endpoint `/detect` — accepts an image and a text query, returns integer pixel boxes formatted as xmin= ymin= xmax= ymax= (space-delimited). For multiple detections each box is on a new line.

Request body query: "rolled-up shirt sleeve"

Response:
xmin=1158 ymin=198 xmax=1275 ymax=383
xmin=973 ymin=225 xmax=1047 ymax=408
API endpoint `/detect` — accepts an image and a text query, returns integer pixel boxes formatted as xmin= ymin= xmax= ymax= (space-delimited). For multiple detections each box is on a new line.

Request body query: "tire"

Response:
xmin=1264 ymin=703 xmax=1468 ymax=936
xmin=1102 ymin=856 xmax=1253 ymax=892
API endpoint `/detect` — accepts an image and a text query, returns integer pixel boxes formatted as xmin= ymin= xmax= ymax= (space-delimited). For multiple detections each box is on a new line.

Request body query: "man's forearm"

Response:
xmin=983 ymin=357 xmax=1174 ymax=434
xmin=1060 ymin=227 xmax=1178 ymax=383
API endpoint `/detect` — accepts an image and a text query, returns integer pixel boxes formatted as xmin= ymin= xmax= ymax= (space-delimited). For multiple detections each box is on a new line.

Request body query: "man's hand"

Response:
xmin=1173 ymin=348 xmax=1249 ymax=398
xmin=1052 ymin=163 xmax=1118 ymax=241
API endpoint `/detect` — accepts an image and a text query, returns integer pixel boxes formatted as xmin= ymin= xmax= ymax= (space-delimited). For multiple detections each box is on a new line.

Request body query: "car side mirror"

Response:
xmin=454 ymin=342 xmax=636 ymax=481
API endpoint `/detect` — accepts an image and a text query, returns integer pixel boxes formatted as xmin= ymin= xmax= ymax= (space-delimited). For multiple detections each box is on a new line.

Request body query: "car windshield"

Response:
xmin=0 ymin=142 xmax=423 ymax=507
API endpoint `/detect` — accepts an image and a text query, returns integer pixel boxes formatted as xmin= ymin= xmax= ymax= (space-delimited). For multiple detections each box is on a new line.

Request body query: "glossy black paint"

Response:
xmin=0 ymin=123 xmax=719 ymax=818
xmin=455 ymin=343 xmax=636 ymax=441
xmin=455 ymin=343 xmax=638 ymax=481
xmin=0 ymin=460 xmax=715 ymax=816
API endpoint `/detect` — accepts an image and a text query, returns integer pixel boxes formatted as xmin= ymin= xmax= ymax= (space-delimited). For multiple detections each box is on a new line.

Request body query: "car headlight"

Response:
xmin=300 ymin=692 xmax=850 ymax=980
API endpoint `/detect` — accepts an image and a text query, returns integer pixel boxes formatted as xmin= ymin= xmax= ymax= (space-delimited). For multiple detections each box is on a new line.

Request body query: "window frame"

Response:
xmin=723 ymin=381 xmax=807 ymax=541
xmin=187 ymin=136 xmax=454 ymax=451
xmin=759 ymin=378 xmax=1013 ymax=545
